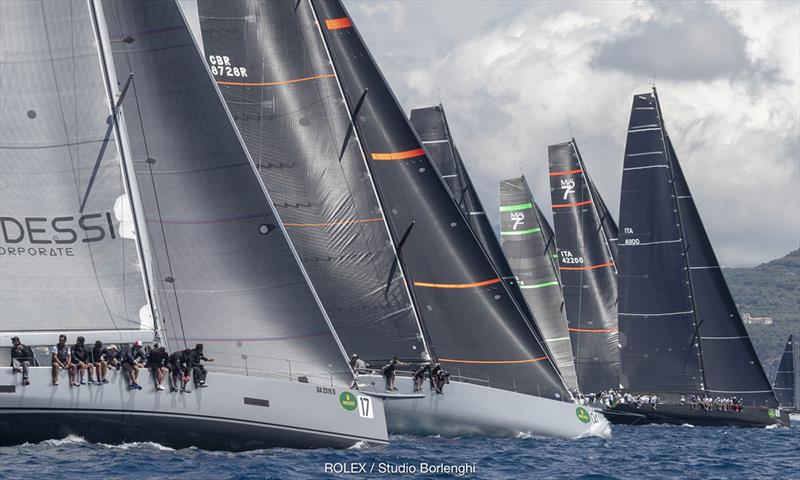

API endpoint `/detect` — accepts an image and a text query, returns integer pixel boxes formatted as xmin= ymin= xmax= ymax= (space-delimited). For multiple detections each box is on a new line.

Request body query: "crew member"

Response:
xmin=89 ymin=340 xmax=110 ymax=384
xmin=190 ymin=343 xmax=213 ymax=388
xmin=51 ymin=334 xmax=76 ymax=386
xmin=10 ymin=337 xmax=37 ymax=386
xmin=382 ymin=356 xmax=408 ymax=391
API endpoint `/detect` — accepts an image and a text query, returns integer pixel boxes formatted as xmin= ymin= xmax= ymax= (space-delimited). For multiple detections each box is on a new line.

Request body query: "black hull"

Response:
xmin=604 ymin=403 xmax=789 ymax=428
xmin=0 ymin=409 xmax=362 ymax=451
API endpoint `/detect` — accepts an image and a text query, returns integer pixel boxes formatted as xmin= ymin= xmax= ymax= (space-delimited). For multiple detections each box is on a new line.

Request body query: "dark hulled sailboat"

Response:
xmin=410 ymin=104 xmax=578 ymax=390
xmin=548 ymin=140 xmax=620 ymax=395
xmin=773 ymin=335 xmax=796 ymax=413
xmin=309 ymin=0 xmax=608 ymax=438
xmin=611 ymin=88 xmax=787 ymax=427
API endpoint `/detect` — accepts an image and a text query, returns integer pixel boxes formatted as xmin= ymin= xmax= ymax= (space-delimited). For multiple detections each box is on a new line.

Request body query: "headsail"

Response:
xmin=548 ymin=140 xmax=620 ymax=393
xmin=311 ymin=0 xmax=568 ymax=399
xmin=0 ymin=0 xmax=152 ymax=343
xmin=773 ymin=335 xmax=795 ymax=409
xmin=101 ymin=0 xmax=352 ymax=385
xmin=194 ymin=0 xmax=427 ymax=365
xmin=499 ymin=176 xmax=578 ymax=390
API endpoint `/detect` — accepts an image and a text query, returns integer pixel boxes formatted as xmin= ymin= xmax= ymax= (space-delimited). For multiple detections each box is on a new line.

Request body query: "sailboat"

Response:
xmin=547 ymin=140 xmax=620 ymax=395
xmin=310 ymin=0 xmax=608 ymax=439
xmin=190 ymin=0 xmax=429 ymax=377
xmin=497 ymin=175 xmax=578 ymax=391
xmin=0 ymin=0 xmax=387 ymax=450
xmin=410 ymin=104 xmax=578 ymax=390
xmin=611 ymin=88 xmax=788 ymax=427
xmin=773 ymin=335 xmax=796 ymax=414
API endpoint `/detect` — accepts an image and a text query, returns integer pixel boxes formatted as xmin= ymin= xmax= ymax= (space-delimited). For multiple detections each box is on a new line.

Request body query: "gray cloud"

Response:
xmin=592 ymin=2 xmax=753 ymax=81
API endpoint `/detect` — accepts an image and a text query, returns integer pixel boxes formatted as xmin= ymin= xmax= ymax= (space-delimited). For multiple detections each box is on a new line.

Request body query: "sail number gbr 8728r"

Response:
xmin=208 ymin=54 xmax=247 ymax=78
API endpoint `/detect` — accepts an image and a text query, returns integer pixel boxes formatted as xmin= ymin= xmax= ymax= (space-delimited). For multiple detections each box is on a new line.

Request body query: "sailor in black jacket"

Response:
xmin=10 ymin=336 xmax=37 ymax=385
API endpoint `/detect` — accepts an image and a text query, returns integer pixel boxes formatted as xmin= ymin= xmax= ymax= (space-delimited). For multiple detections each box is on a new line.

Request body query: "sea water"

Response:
xmin=1 ymin=423 xmax=797 ymax=479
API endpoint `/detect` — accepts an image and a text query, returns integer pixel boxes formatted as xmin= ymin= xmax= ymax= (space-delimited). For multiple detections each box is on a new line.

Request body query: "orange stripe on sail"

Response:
xmin=439 ymin=356 xmax=548 ymax=365
xmin=560 ymin=262 xmax=615 ymax=271
xmin=569 ymin=327 xmax=618 ymax=333
xmin=549 ymin=168 xmax=583 ymax=176
xmin=284 ymin=218 xmax=383 ymax=228
xmin=325 ymin=17 xmax=352 ymax=30
xmin=371 ymin=148 xmax=426 ymax=161
xmin=552 ymin=200 xmax=593 ymax=208
xmin=413 ymin=278 xmax=501 ymax=289
xmin=216 ymin=74 xmax=334 ymax=87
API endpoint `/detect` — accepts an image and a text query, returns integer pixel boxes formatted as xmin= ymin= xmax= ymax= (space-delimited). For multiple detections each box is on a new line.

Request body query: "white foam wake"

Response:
xmin=34 ymin=435 xmax=87 ymax=446
xmin=101 ymin=441 xmax=175 ymax=451
xmin=347 ymin=440 xmax=369 ymax=450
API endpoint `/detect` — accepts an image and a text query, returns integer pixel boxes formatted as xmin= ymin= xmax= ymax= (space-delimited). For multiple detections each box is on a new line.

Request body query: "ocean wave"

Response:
xmin=681 ymin=424 xmax=695 ymax=428
xmin=31 ymin=435 xmax=88 ymax=446
xmin=100 ymin=441 xmax=175 ymax=451
xmin=347 ymin=440 xmax=369 ymax=450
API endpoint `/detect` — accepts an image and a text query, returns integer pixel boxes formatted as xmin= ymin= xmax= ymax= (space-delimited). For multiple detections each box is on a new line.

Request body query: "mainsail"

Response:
xmin=499 ymin=176 xmax=578 ymax=390
xmin=194 ymin=0 xmax=427 ymax=365
xmin=0 ymin=0 xmax=152 ymax=341
xmin=311 ymin=0 xmax=568 ymax=399
xmin=773 ymin=335 xmax=795 ymax=409
xmin=548 ymin=140 xmax=620 ymax=393
xmin=619 ymin=89 xmax=777 ymax=407
xmin=100 ymin=0 xmax=352 ymax=385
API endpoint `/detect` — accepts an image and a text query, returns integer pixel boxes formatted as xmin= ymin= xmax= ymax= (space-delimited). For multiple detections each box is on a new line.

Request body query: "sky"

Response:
xmin=344 ymin=0 xmax=800 ymax=267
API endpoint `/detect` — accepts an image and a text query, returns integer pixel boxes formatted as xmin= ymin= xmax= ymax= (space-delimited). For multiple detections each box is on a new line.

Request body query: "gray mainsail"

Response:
xmin=101 ymin=0 xmax=352 ymax=385
xmin=548 ymin=140 xmax=620 ymax=394
xmin=194 ymin=0 xmax=427 ymax=365
xmin=773 ymin=335 xmax=795 ymax=410
xmin=0 ymin=0 xmax=152 ymax=340
xmin=499 ymin=176 xmax=578 ymax=390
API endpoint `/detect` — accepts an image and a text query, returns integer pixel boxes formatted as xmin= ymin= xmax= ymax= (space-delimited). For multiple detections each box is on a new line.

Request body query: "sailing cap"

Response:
xmin=134 ymin=340 xmax=143 ymax=347
xmin=109 ymin=344 xmax=118 ymax=350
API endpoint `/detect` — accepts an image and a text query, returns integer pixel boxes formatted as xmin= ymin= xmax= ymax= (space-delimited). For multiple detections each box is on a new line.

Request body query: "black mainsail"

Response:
xmin=548 ymin=140 xmax=620 ymax=393
xmin=311 ymin=0 xmax=568 ymax=399
xmin=101 ymin=0 xmax=353 ymax=384
xmin=618 ymin=89 xmax=777 ymax=408
xmin=499 ymin=176 xmax=578 ymax=390
xmin=773 ymin=335 xmax=795 ymax=410
xmin=194 ymin=0 xmax=427 ymax=366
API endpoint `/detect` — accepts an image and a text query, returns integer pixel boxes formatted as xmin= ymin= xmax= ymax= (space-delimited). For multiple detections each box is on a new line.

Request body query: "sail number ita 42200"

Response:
xmin=208 ymin=54 xmax=248 ymax=78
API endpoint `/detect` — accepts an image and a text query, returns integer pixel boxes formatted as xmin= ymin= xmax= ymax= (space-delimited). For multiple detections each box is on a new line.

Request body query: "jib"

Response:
xmin=0 ymin=213 xmax=116 ymax=245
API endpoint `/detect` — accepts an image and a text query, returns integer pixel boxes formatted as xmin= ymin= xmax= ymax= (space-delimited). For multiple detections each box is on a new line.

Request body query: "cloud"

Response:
xmin=344 ymin=0 xmax=800 ymax=267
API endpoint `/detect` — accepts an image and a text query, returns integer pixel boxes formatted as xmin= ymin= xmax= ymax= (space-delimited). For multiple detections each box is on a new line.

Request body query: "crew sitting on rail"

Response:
xmin=146 ymin=345 xmax=169 ymax=391
xmin=51 ymin=334 xmax=76 ymax=386
xmin=107 ymin=344 xmax=121 ymax=370
xmin=121 ymin=340 xmax=147 ymax=390
xmin=10 ymin=336 xmax=37 ymax=386
xmin=382 ymin=356 xmax=408 ymax=391
xmin=167 ymin=348 xmax=193 ymax=393
xmin=89 ymin=340 xmax=111 ymax=384
xmin=413 ymin=363 xmax=431 ymax=393
xmin=190 ymin=343 xmax=213 ymax=388
xmin=71 ymin=336 xmax=95 ymax=385
xmin=433 ymin=367 xmax=450 ymax=394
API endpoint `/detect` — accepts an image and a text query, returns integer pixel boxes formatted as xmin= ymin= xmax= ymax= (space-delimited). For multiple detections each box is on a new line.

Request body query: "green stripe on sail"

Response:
xmin=499 ymin=202 xmax=532 ymax=212
xmin=500 ymin=227 xmax=541 ymax=236
xmin=519 ymin=280 xmax=560 ymax=289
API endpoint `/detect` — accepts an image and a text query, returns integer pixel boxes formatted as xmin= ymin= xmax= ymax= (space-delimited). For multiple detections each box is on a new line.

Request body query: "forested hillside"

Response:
xmin=724 ymin=249 xmax=799 ymax=382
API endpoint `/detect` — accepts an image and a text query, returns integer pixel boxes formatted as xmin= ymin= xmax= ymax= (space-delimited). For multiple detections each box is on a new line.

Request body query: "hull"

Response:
xmin=604 ymin=402 xmax=790 ymax=428
xmin=0 ymin=367 xmax=387 ymax=450
xmin=360 ymin=375 xmax=610 ymax=439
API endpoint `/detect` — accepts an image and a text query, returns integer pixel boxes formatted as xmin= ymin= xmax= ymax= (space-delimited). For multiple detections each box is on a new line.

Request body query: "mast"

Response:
xmin=302 ymin=0 xmax=433 ymax=361
xmin=88 ymin=0 xmax=163 ymax=344
xmin=651 ymin=86 xmax=707 ymax=391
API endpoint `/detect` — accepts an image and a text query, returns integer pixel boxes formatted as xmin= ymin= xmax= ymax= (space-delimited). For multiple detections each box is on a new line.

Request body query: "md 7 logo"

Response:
xmin=510 ymin=212 xmax=525 ymax=230
xmin=560 ymin=178 xmax=575 ymax=200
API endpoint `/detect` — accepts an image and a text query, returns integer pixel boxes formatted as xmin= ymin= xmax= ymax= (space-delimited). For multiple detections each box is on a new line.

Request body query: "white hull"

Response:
xmin=0 ymin=366 xmax=387 ymax=450
xmin=360 ymin=375 xmax=610 ymax=439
